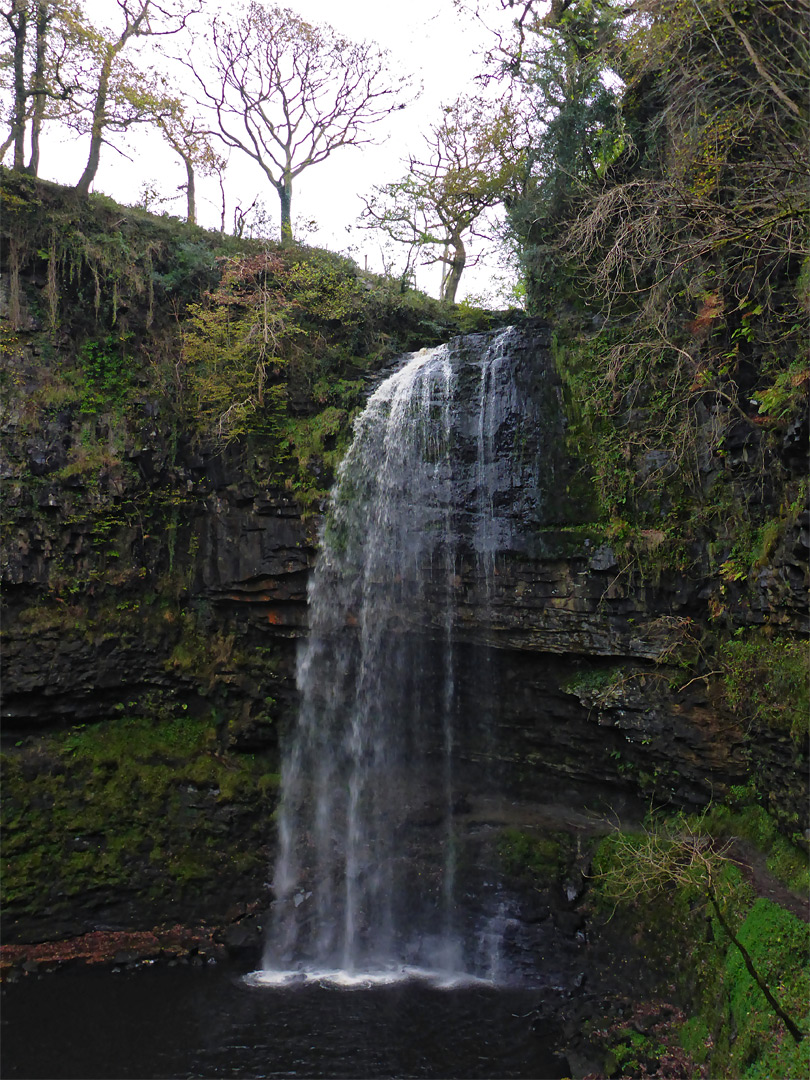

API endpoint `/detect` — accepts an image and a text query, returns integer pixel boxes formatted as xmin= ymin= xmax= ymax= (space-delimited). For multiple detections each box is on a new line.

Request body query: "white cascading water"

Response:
xmin=253 ymin=329 xmax=527 ymax=987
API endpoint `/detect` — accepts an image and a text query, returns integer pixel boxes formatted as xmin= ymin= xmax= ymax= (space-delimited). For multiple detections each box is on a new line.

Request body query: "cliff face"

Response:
xmin=1 ymin=177 xmax=806 ymax=948
xmin=1 ymin=414 xmax=314 ymax=941
xmin=2 ymin=434 xmax=311 ymax=734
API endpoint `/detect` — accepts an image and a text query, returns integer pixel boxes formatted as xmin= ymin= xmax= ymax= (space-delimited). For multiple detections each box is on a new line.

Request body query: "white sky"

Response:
xmin=26 ymin=0 xmax=526 ymax=304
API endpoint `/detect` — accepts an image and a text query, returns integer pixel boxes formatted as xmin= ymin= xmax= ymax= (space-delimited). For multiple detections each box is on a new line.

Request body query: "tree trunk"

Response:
xmin=11 ymin=0 xmax=28 ymax=171
xmin=183 ymin=154 xmax=196 ymax=224
xmin=75 ymin=2 xmax=149 ymax=196
xmin=441 ymin=235 xmax=466 ymax=304
xmin=279 ymin=179 xmax=293 ymax=244
xmin=708 ymin=891 xmax=804 ymax=1044
xmin=26 ymin=0 xmax=49 ymax=176
xmin=75 ymin=51 xmax=113 ymax=195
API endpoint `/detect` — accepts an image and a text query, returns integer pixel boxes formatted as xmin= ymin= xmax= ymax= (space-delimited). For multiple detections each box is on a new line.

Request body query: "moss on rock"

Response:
xmin=1 ymin=711 xmax=280 ymax=937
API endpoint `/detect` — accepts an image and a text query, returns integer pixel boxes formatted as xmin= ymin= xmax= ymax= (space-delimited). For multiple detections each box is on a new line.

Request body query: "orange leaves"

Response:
xmin=206 ymin=251 xmax=289 ymax=311
xmin=687 ymin=291 xmax=724 ymax=339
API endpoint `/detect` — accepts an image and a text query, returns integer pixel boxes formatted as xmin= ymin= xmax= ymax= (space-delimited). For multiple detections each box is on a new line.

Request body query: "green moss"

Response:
xmin=604 ymin=1028 xmax=666 ymax=1077
xmin=718 ymin=517 xmax=785 ymax=583
xmin=497 ymin=828 xmax=571 ymax=884
xmin=679 ymin=1016 xmax=711 ymax=1065
xmin=725 ymin=900 xmax=809 ymax=1079
xmin=60 ymin=713 xmax=211 ymax=763
xmin=0 ymin=709 xmax=280 ymax=920
xmin=257 ymin=772 xmax=281 ymax=796
xmin=562 ymin=664 xmax=628 ymax=704
xmin=282 ymin=405 xmax=357 ymax=510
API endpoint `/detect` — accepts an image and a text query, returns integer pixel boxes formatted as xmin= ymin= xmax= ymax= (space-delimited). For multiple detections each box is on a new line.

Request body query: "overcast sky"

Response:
xmin=27 ymin=0 xmax=521 ymax=302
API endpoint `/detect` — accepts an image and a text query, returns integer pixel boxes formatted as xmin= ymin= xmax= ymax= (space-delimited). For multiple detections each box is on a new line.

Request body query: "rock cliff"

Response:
xmin=1 ymin=174 xmax=806 ymax=951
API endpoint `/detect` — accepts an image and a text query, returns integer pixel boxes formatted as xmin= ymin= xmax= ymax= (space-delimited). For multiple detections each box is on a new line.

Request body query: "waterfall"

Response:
xmin=257 ymin=327 xmax=537 ymax=987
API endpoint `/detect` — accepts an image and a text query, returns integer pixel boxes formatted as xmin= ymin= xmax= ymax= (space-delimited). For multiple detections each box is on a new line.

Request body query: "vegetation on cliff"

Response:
xmin=504 ymin=0 xmax=809 ymax=823
xmin=0 ymin=166 xmax=498 ymax=500
xmin=494 ymin=3 xmax=808 ymax=1076
xmin=2 ymin=710 xmax=280 ymax=930
xmin=513 ymin=0 xmax=808 ymax=603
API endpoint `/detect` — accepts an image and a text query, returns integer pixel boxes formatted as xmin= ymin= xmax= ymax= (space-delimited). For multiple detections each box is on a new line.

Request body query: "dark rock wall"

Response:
xmin=2 ymin=327 xmax=805 ymax=757
xmin=2 ymin=434 xmax=313 ymax=735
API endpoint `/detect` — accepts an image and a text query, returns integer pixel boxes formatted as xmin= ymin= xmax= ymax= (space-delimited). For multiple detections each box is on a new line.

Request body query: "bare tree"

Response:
xmin=188 ymin=3 xmax=412 ymax=244
xmin=25 ymin=0 xmax=49 ymax=171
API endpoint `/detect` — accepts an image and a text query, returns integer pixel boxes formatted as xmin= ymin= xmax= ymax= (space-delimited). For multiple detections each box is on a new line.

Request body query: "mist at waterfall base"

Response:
xmin=2 ymin=328 xmax=587 ymax=1080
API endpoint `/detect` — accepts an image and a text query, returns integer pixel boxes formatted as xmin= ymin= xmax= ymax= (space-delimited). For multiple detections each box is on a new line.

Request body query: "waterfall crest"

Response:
xmin=260 ymin=327 xmax=541 ymax=986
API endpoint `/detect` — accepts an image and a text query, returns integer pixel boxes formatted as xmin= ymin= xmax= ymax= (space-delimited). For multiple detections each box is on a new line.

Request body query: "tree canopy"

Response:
xmin=1 ymin=0 xmax=807 ymax=319
xmin=1 ymin=0 xmax=89 ymax=172
xmin=0 ymin=0 xmax=202 ymax=193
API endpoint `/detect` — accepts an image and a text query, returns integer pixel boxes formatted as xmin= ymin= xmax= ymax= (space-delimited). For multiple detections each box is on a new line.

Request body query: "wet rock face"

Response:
xmin=408 ymin=325 xmax=595 ymax=544
xmin=452 ymin=643 xmax=747 ymax=809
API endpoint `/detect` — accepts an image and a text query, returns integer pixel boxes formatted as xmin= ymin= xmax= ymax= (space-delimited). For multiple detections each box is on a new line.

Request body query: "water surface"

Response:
xmin=1 ymin=962 xmax=569 ymax=1079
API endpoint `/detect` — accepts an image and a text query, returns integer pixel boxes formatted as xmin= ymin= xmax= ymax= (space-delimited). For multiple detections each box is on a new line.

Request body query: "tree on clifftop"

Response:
xmin=0 ymin=0 xmax=88 ymax=173
xmin=1 ymin=1 xmax=204 ymax=188
xmin=189 ymin=3 xmax=411 ymax=244
xmin=74 ymin=0 xmax=200 ymax=196
xmin=361 ymin=96 xmax=529 ymax=303
xmin=491 ymin=0 xmax=626 ymax=306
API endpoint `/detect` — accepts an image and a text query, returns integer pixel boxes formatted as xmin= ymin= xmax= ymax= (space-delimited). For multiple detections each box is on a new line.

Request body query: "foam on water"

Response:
xmin=244 ymin=966 xmax=494 ymax=990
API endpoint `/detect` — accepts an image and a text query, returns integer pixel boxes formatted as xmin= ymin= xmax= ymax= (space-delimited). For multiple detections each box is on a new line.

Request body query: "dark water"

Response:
xmin=1 ymin=962 xmax=569 ymax=1079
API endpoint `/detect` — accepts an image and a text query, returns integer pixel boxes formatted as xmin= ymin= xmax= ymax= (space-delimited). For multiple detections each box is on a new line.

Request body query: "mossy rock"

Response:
xmin=497 ymin=827 xmax=575 ymax=886
xmin=0 ymin=710 xmax=280 ymax=935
